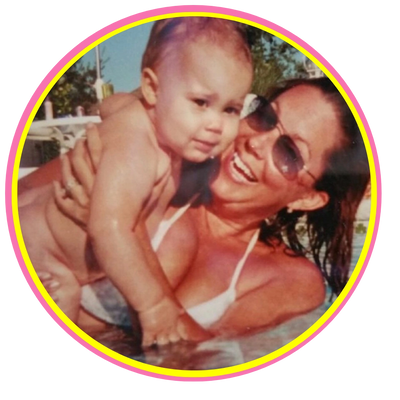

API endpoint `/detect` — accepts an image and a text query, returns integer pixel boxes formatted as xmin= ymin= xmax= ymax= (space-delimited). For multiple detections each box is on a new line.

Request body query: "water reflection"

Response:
xmin=88 ymin=231 xmax=367 ymax=370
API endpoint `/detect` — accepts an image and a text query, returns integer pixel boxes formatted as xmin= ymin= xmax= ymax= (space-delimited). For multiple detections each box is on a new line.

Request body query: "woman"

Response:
xmin=27 ymin=78 xmax=370 ymax=345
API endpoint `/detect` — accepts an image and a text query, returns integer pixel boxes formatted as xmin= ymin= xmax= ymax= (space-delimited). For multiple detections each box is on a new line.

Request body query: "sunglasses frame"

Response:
xmin=247 ymin=96 xmax=318 ymax=182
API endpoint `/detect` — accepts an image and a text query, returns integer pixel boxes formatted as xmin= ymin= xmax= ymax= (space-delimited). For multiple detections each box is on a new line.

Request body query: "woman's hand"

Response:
xmin=54 ymin=123 xmax=103 ymax=227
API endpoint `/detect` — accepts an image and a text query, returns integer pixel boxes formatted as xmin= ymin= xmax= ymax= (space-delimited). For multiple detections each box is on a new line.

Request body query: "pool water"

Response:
xmin=87 ymin=231 xmax=368 ymax=371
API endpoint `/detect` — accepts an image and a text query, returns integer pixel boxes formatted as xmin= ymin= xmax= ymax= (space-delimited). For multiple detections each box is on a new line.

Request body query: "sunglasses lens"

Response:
xmin=247 ymin=97 xmax=277 ymax=131
xmin=273 ymin=136 xmax=304 ymax=180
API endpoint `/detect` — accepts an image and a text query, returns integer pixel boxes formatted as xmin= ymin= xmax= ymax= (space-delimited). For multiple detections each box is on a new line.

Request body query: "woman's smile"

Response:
xmin=229 ymin=151 xmax=257 ymax=184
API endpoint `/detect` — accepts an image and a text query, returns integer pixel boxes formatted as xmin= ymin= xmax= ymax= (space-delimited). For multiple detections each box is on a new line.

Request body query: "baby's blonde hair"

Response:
xmin=141 ymin=17 xmax=252 ymax=72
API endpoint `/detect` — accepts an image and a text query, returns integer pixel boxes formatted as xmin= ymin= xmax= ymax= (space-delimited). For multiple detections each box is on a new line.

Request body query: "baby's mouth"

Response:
xmin=193 ymin=139 xmax=219 ymax=154
xmin=230 ymin=151 xmax=257 ymax=183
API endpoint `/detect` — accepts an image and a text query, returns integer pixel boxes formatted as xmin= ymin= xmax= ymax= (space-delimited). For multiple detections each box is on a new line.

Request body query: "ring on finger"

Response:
xmin=65 ymin=178 xmax=77 ymax=194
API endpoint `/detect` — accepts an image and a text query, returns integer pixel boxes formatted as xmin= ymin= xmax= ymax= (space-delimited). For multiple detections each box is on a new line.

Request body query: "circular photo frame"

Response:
xmin=6 ymin=6 xmax=380 ymax=381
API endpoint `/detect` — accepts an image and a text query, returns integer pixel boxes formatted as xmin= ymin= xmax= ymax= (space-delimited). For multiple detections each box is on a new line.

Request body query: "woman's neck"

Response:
xmin=194 ymin=202 xmax=261 ymax=244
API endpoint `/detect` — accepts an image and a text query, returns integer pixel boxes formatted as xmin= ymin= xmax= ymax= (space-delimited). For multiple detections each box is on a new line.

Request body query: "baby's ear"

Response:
xmin=141 ymin=68 xmax=158 ymax=106
xmin=288 ymin=190 xmax=329 ymax=212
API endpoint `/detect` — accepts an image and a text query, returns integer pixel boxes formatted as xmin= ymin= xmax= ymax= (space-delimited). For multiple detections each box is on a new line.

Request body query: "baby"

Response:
xmin=18 ymin=17 xmax=253 ymax=345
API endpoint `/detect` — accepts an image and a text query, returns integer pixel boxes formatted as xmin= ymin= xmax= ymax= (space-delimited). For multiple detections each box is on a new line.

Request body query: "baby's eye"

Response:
xmin=193 ymin=99 xmax=208 ymax=107
xmin=224 ymin=106 xmax=240 ymax=115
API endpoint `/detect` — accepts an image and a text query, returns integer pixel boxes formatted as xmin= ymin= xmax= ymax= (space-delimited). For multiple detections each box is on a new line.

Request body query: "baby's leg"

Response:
xmin=26 ymin=240 xmax=82 ymax=321
xmin=38 ymin=271 xmax=106 ymax=331
xmin=37 ymin=265 xmax=81 ymax=322
xmin=19 ymin=195 xmax=81 ymax=322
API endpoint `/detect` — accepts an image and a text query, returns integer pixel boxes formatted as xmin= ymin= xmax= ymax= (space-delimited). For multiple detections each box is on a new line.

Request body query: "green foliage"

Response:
xmin=245 ymin=26 xmax=307 ymax=96
xmin=35 ymin=58 xmax=98 ymax=120
xmin=41 ymin=139 xmax=61 ymax=164
xmin=355 ymin=223 xmax=367 ymax=234
xmin=32 ymin=57 xmax=99 ymax=163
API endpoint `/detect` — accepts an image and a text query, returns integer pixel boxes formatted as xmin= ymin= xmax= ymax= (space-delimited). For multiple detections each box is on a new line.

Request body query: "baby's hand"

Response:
xmin=176 ymin=313 xmax=213 ymax=343
xmin=139 ymin=297 xmax=212 ymax=347
xmin=139 ymin=296 xmax=185 ymax=347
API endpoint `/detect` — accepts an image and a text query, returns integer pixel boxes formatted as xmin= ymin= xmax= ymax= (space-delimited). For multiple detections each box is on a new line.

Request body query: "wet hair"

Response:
xmin=173 ymin=77 xmax=369 ymax=297
xmin=260 ymin=77 xmax=370 ymax=297
xmin=141 ymin=17 xmax=252 ymax=72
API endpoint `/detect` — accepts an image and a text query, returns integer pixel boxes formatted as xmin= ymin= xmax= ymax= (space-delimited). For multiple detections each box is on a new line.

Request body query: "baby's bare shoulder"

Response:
xmin=99 ymin=92 xmax=138 ymax=119
xmin=99 ymin=103 xmax=156 ymax=154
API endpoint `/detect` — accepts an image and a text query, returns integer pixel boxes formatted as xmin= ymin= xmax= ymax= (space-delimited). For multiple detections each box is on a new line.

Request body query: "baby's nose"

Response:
xmin=206 ymin=111 xmax=223 ymax=134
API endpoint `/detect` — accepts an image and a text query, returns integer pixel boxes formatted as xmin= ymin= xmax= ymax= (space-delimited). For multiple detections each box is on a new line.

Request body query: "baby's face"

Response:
xmin=153 ymin=40 xmax=253 ymax=163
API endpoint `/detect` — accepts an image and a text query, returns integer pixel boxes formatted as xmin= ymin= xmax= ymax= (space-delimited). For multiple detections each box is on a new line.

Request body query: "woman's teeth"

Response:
xmin=230 ymin=152 xmax=257 ymax=183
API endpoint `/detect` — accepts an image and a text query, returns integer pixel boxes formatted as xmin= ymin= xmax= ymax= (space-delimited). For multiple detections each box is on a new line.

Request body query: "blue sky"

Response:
xmin=80 ymin=20 xmax=308 ymax=94
xmin=82 ymin=21 xmax=155 ymax=93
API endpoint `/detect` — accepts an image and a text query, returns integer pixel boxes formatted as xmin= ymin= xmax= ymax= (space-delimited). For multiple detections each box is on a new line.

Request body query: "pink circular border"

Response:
xmin=5 ymin=5 xmax=381 ymax=381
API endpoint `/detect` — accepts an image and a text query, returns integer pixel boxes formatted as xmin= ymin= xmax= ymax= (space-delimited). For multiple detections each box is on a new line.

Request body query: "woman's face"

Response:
xmin=210 ymin=85 xmax=343 ymax=218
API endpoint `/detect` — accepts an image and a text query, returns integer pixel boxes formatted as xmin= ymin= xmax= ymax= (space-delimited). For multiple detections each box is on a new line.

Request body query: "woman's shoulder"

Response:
xmin=211 ymin=240 xmax=326 ymax=335
xmin=247 ymin=242 xmax=326 ymax=309
xmin=254 ymin=240 xmax=320 ymax=273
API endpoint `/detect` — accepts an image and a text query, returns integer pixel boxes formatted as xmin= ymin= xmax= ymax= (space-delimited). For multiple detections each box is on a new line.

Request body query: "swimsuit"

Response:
xmin=150 ymin=200 xmax=194 ymax=251
xmin=81 ymin=201 xmax=260 ymax=329
xmin=185 ymin=228 xmax=260 ymax=328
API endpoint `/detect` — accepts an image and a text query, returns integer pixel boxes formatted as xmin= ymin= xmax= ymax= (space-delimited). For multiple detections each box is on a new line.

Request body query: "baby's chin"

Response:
xmin=182 ymin=150 xmax=215 ymax=164
xmin=185 ymin=155 xmax=214 ymax=164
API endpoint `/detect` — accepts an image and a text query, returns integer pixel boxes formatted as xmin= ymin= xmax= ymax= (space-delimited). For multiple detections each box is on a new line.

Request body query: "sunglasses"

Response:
xmin=246 ymin=96 xmax=317 ymax=181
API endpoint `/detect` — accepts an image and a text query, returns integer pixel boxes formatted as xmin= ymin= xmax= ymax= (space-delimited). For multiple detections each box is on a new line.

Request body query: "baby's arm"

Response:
xmin=55 ymin=122 xmax=212 ymax=345
xmin=87 ymin=110 xmax=183 ymax=345
xmin=133 ymin=222 xmax=212 ymax=346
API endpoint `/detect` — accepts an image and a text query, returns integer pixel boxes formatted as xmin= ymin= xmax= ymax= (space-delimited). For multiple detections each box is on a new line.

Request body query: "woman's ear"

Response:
xmin=141 ymin=68 xmax=158 ymax=106
xmin=287 ymin=190 xmax=329 ymax=212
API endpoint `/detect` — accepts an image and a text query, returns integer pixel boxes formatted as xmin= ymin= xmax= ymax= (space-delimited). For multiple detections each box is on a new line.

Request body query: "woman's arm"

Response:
xmin=53 ymin=129 xmax=101 ymax=227
xmin=18 ymin=92 xmax=137 ymax=196
xmin=18 ymin=156 xmax=62 ymax=195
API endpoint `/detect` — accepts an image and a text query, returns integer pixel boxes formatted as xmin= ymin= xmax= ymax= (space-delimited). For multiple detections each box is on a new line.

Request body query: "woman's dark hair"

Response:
xmin=174 ymin=77 xmax=370 ymax=297
xmin=260 ymin=77 xmax=370 ymax=297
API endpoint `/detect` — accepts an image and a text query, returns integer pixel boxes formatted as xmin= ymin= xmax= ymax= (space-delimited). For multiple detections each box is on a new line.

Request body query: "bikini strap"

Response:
xmin=229 ymin=228 xmax=260 ymax=290
xmin=151 ymin=193 xmax=200 ymax=251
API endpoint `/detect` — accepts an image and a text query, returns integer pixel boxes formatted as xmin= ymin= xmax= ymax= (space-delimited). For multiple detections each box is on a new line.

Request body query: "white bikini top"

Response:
xmin=150 ymin=199 xmax=195 ymax=251
xmin=185 ymin=229 xmax=260 ymax=329
xmin=82 ymin=198 xmax=260 ymax=330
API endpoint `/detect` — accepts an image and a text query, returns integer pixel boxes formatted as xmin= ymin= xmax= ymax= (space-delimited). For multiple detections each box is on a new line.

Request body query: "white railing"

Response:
xmin=27 ymin=115 xmax=101 ymax=153
xmin=20 ymin=115 xmax=101 ymax=179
